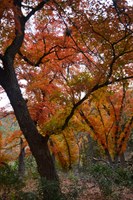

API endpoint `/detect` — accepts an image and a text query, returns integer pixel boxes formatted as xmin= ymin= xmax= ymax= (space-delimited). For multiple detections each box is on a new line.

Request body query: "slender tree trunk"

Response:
xmin=105 ymin=149 xmax=113 ymax=166
xmin=120 ymin=152 xmax=126 ymax=167
xmin=114 ymin=154 xmax=119 ymax=165
xmin=49 ymin=138 xmax=56 ymax=165
xmin=18 ymin=138 xmax=25 ymax=179
xmin=87 ymin=134 xmax=95 ymax=164
xmin=62 ymin=133 xmax=72 ymax=170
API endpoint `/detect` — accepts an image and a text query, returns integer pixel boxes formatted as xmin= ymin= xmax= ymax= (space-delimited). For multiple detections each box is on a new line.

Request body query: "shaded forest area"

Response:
xmin=0 ymin=0 xmax=133 ymax=199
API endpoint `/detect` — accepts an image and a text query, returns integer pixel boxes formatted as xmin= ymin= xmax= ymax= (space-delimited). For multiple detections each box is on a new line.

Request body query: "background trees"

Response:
xmin=0 ymin=0 xmax=133 ymax=198
xmin=78 ymin=84 xmax=133 ymax=165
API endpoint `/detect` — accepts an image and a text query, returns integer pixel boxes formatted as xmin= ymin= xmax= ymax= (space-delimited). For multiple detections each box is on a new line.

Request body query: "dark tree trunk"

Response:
xmin=62 ymin=133 xmax=72 ymax=170
xmin=87 ymin=134 xmax=96 ymax=164
xmin=114 ymin=154 xmax=119 ymax=164
xmin=0 ymin=66 xmax=60 ymax=199
xmin=18 ymin=138 xmax=25 ymax=179
xmin=120 ymin=152 xmax=126 ymax=167
xmin=49 ymin=138 xmax=56 ymax=165
xmin=105 ymin=149 xmax=113 ymax=166
xmin=0 ymin=66 xmax=57 ymax=179
xmin=0 ymin=1 xmax=62 ymax=198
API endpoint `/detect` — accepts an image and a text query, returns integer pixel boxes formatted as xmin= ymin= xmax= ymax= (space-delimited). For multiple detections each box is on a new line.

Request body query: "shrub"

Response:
xmin=0 ymin=164 xmax=25 ymax=199
xmin=37 ymin=178 xmax=64 ymax=200
xmin=16 ymin=191 xmax=38 ymax=200
xmin=87 ymin=163 xmax=133 ymax=197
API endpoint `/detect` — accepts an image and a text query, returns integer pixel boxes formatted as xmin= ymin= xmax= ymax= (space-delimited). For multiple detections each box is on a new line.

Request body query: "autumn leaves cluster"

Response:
xmin=0 ymin=0 xmax=133 ymax=168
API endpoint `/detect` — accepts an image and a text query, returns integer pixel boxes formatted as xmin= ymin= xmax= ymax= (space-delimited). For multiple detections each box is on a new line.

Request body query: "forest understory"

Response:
xmin=0 ymin=162 xmax=133 ymax=200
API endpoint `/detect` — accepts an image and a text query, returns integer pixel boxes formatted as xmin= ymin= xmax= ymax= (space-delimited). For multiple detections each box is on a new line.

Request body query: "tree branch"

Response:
xmin=0 ymin=54 xmax=3 ymax=60
xmin=61 ymin=75 xmax=133 ymax=130
xmin=3 ymin=3 xmax=25 ymax=63
xmin=25 ymin=0 xmax=50 ymax=22
xmin=0 ymin=67 xmax=6 ymax=85
xmin=18 ymin=45 xmax=60 ymax=66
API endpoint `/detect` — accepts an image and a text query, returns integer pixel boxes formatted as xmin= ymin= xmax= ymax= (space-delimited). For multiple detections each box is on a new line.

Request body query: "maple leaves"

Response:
xmin=15 ymin=0 xmax=132 ymax=167
xmin=0 ymin=114 xmax=19 ymax=165
xmin=0 ymin=112 xmax=31 ymax=169
xmin=0 ymin=0 xmax=133 ymax=173
xmin=0 ymin=0 xmax=14 ymax=19
xmin=79 ymin=84 xmax=133 ymax=163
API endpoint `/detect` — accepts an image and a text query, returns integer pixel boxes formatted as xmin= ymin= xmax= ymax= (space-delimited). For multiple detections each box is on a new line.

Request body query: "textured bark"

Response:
xmin=1 ymin=71 xmax=58 ymax=181
xmin=0 ymin=58 xmax=61 ymax=199
xmin=105 ymin=149 xmax=113 ymax=165
xmin=87 ymin=134 xmax=96 ymax=164
xmin=18 ymin=138 xmax=25 ymax=179
xmin=120 ymin=153 xmax=126 ymax=167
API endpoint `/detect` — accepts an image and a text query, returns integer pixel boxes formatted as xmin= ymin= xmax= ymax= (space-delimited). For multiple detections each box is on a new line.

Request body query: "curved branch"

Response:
xmin=25 ymin=0 xmax=50 ymax=22
xmin=61 ymin=74 xmax=133 ymax=131
xmin=18 ymin=45 xmax=60 ymax=66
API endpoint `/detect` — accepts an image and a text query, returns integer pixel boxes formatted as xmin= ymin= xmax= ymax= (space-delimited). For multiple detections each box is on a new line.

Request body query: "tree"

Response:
xmin=79 ymin=84 xmax=133 ymax=165
xmin=0 ymin=1 xmax=60 ymax=199
xmin=0 ymin=0 xmax=133 ymax=198
xmin=0 ymin=113 xmax=21 ymax=165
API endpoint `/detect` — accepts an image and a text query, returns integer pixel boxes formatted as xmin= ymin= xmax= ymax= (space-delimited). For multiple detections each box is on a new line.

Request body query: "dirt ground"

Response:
xmin=0 ymin=172 xmax=133 ymax=199
xmin=60 ymin=173 xmax=133 ymax=200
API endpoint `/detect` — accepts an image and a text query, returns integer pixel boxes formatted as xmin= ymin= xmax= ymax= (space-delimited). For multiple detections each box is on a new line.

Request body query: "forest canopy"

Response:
xmin=0 ymin=0 xmax=133 ymax=199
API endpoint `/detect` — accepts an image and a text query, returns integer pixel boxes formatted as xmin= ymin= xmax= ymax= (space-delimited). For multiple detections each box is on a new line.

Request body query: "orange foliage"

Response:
xmin=79 ymin=85 xmax=133 ymax=161
xmin=0 ymin=0 xmax=133 ymax=167
xmin=0 ymin=114 xmax=29 ymax=165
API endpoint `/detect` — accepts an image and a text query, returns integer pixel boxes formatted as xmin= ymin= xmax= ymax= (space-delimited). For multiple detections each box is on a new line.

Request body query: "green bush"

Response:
xmin=114 ymin=167 xmax=133 ymax=186
xmin=0 ymin=164 xmax=25 ymax=199
xmin=24 ymin=156 xmax=38 ymax=178
xmin=37 ymin=178 xmax=64 ymax=200
xmin=16 ymin=191 xmax=38 ymax=200
xmin=87 ymin=163 xmax=133 ymax=197
xmin=0 ymin=164 xmax=24 ymax=188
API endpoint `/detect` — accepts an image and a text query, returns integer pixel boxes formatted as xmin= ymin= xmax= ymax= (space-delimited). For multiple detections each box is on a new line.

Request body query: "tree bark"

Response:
xmin=114 ymin=154 xmax=119 ymax=164
xmin=105 ymin=149 xmax=113 ymax=166
xmin=18 ymin=138 xmax=25 ymax=179
xmin=0 ymin=71 xmax=58 ymax=181
xmin=0 ymin=62 xmax=60 ymax=199
xmin=87 ymin=134 xmax=96 ymax=164
xmin=120 ymin=152 xmax=126 ymax=167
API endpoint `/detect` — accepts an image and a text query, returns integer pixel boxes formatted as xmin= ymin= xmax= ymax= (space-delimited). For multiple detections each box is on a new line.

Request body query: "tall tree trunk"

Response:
xmin=114 ymin=154 xmax=119 ymax=165
xmin=120 ymin=152 xmax=126 ymax=167
xmin=49 ymin=138 xmax=56 ymax=165
xmin=0 ymin=1 xmax=61 ymax=198
xmin=105 ymin=149 xmax=113 ymax=166
xmin=18 ymin=138 xmax=25 ymax=179
xmin=1 ymin=69 xmax=58 ymax=180
xmin=87 ymin=134 xmax=95 ymax=164
xmin=0 ymin=59 xmax=60 ymax=199
xmin=62 ymin=133 xmax=72 ymax=170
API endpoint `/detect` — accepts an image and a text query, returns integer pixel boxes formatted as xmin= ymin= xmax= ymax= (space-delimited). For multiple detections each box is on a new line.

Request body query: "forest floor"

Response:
xmin=0 ymin=164 xmax=133 ymax=200
xmin=59 ymin=172 xmax=133 ymax=200
xmin=23 ymin=172 xmax=133 ymax=200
